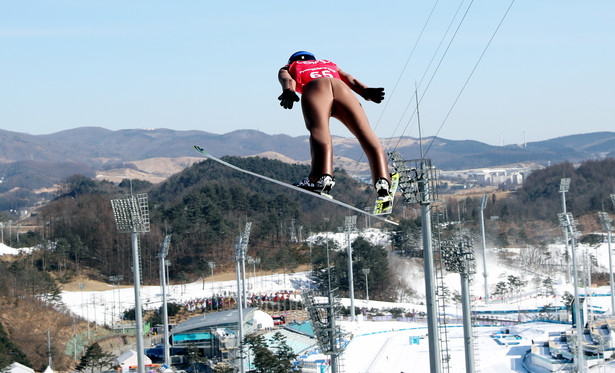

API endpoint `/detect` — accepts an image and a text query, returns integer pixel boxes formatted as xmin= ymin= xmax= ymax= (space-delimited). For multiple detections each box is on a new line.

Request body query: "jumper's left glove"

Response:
xmin=364 ymin=87 xmax=385 ymax=104
xmin=278 ymin=89 xmax=300 ymax=109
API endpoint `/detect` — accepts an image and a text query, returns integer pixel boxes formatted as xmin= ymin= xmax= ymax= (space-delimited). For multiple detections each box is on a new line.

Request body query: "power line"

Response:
xmin=393 ymin=0 xmax=476 ymax=152
xmin=423 ymin=0 xmax=516 ymax=157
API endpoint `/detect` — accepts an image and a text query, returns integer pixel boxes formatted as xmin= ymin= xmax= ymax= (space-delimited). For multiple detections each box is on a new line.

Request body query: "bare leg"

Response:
xmin=328 ymin=79 xmax=390 ymax=186
xmin=301 ymin=79 xmax=335 ymax=181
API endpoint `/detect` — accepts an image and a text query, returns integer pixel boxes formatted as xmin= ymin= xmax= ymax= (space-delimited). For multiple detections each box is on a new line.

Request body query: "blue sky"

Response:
xmin=1 ymin=1 xmax=613 ymax=146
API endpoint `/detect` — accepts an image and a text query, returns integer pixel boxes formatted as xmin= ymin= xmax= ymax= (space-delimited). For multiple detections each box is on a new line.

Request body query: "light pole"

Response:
xmin=440 ymin=233 xmax=477 ymax=373
xmin=235 ymin=222 xmax=251 ymax=373
xmin=362 ymin=268 xmax=370 ymax=302
xmin=79 ymin=283 xmax=89 ymax=339
xmin=560 ymin=178 xmax=571 ymax=283
xmin=111 ymin=193 xmax=150 ymax=373
xmin=109 ymin=275 xmax=123 ymax=329
xmin=599 ymin=212 xmax=614 ymax=315
xmin=344 ymin=216 xmax=357 ymax=321
xmin=159 ymin=235 xmax=171 ymax=367
xmin=209 ymin=261 xmax=216 ymax=310
xmin=479 ymin=194 xmax=489 ymax=303
xmin=559 ymin=212 xmax=585 ymax=373
xmin=247 ymin=257 xmax=260 ymax=291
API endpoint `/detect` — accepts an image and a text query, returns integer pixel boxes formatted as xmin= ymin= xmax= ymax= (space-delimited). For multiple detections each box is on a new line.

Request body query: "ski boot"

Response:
xmin=294 ymin=174 xmax=335 ymax=199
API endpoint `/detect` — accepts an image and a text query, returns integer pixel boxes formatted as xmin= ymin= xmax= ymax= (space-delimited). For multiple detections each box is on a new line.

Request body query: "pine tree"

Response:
xmin=245 ymin=332 xmax=299 ymax=373
xmin=0 ymin=323 xmax=31 ymax=368
xmin=76 ymin=343 xmax=115 ymax=373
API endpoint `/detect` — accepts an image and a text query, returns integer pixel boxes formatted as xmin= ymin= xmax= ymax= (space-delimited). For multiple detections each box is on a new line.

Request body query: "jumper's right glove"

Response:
xmin=364 ymin=87 xmax=385 ymax=104
xmin=278 ymin=89 xmax=300 ymax=109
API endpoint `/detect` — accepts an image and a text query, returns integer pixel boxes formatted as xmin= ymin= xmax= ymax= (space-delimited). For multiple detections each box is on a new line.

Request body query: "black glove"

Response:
xmin=278 ymin=89 xmax=300 ymax=109
xmin=364 ymin=87 xmax=385 ymax=104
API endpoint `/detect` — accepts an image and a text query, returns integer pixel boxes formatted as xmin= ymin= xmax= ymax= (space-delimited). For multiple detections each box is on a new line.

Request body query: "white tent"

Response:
xmin=253 ymin=309 xmax=274 ymax=330
xmin=116 ymin=350 xmax=152 ymax=368
xmin=1 ymin=362 xmax=35 ymax=373
xmin=42 ymin=366 xmax=54 ymax=373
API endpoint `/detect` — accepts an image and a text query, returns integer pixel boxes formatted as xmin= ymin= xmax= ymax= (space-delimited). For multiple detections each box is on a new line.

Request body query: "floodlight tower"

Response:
xmin=598 ymin=212 xmax=614 ymax=315
xmin=558 ymin=212 xmax=585 ymax=373
xmin=208 ymin=261 xmax=216 ymax=300
xmin=159 ymin=234 xmax=171 ymax=367
xmin=247 ymin=257 xmax=260 ymax=290
xmin=362 ymin=268 xmax=370 ymax=302
xmin=441 ymin=233 xmax=477 ymax=373
xmin=560 ymin=178 xmax=571 ymax=283
xmin=111 ymin=193 xmax=150 ymax=373
xmin=389 ymin=151 xmax=442 ymax=373
xmin=235 ymin=222 xmax=251 ymax=373
xmin=240 ymin=223 xmax=251 ymax=309
xmin=344 ymin=215 xmax=358 ymax=321
xmin=479 ymin=194 xmax=489 ymax=303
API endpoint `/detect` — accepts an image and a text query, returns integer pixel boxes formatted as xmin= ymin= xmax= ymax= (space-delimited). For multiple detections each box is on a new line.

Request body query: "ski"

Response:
xmin=193 ymin=146 xmax=398 ymax=226
xmin=373 ymin=172 xmax=399 ymax=215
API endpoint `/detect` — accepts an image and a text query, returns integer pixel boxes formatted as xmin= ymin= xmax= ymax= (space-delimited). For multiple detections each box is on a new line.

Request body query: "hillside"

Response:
xmin=1 ymin=128 xmax=615 ymax=213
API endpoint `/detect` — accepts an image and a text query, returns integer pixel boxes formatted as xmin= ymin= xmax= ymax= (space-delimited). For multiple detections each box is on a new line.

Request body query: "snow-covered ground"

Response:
xmin=5 ymin=230 xmax=615 ymax=372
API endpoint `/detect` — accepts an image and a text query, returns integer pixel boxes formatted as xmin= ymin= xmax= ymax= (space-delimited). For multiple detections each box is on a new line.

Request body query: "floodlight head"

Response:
xmin=611 ymin=194 xmax=615 ymax=208
xmin=110 ymin=193 xmax=150 ymax=233
xmin=109 ymin=275 xmax=123 ymax=283
xmin=559 ymin=178 xmax=570 ymax=193
xmin=345 ymin=215 xmax=357 ymax=229
xmin=480 ymin=194 xmax=488 ymax=210
xmin=598 ymin=212 xmax=612 ymax=231
xmin=160 ymin=234 xmax=171 ymax=258
xmin=362 ymin=268 xmax=371 ymax=275
xmin=558 ymin=212 xmax=580 ymax=238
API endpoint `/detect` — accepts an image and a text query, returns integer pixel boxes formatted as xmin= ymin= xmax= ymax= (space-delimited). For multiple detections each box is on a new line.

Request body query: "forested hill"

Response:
xmin=25 ymin=156 xmax=615 ymax=287
xmin=443 ymin=158 xmax=615 ymax=233
xmin=36 ymin=156 xmax=380 ymax=285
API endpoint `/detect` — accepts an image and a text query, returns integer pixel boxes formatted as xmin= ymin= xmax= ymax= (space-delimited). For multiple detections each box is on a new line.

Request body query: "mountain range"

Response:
xmin=0 ymin=127 xmax=614 ymax=209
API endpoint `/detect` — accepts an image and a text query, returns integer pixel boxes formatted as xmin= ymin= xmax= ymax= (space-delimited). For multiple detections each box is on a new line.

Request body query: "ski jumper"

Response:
xmin=279 ymin=57 xmax=390 ymax=189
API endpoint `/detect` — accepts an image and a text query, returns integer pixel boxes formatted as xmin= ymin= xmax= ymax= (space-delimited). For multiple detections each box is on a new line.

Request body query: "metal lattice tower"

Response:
xmin=303 ymin=290 xmax=346 ymax=373
xmin=433 ymin=237 xmax=451 ymax=373
xmin=389 ymin=151 xmax=444 ymax=373
xmin=110 ymin=193 xmax=150 ymax=373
